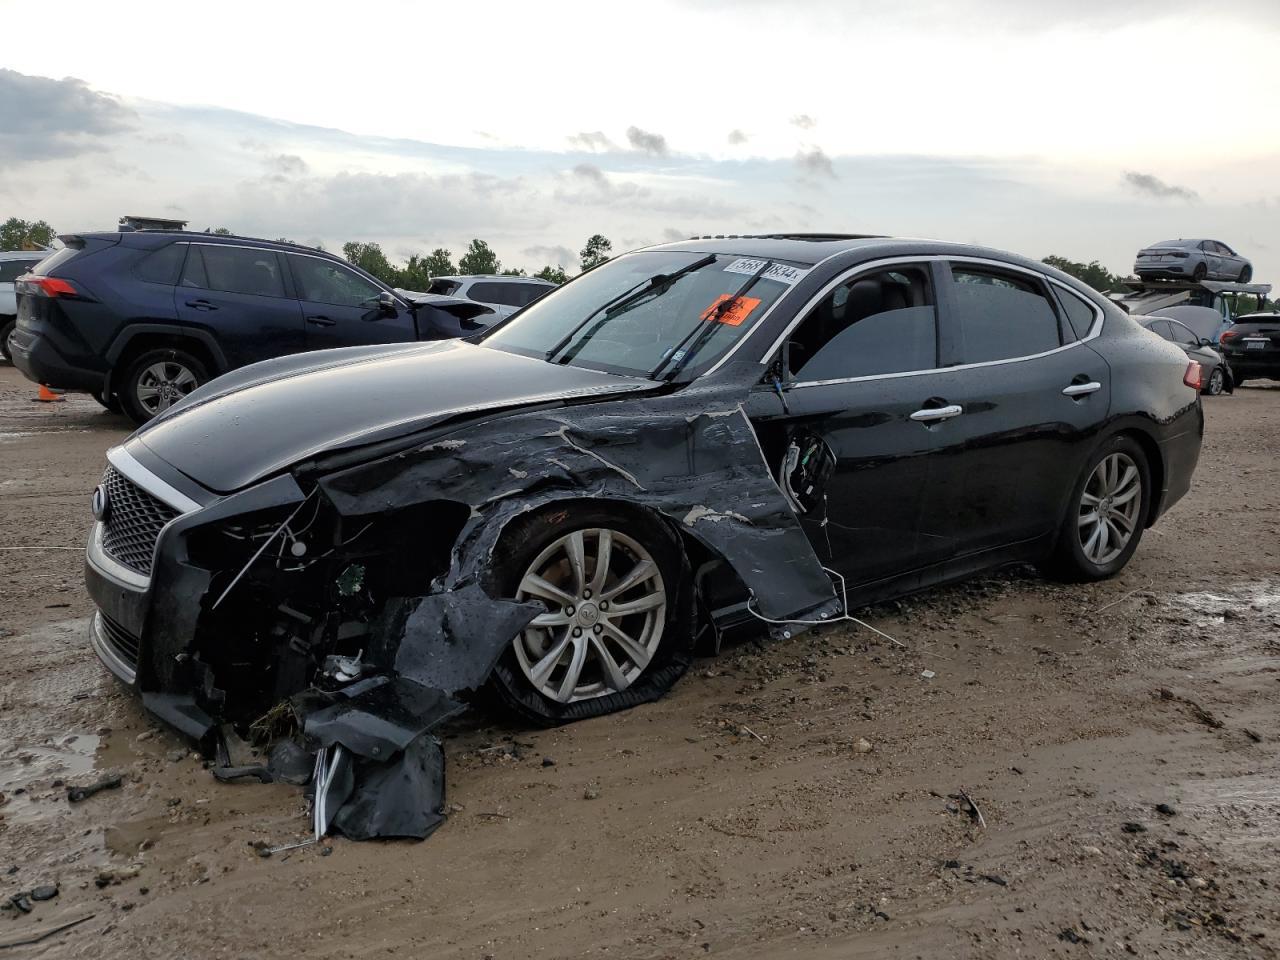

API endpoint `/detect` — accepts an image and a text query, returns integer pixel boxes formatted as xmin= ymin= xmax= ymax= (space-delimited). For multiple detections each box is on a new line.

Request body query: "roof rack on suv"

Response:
xmin=130 ymin=229 xmax=324 ymax=253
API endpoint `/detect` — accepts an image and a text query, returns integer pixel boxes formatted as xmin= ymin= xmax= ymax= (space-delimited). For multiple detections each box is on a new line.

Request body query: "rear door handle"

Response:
xmin=306 ymin=315 xmax=337 ymax=327
xmin=909 ymin=404 xmax=963 ymax=423
xmin=1062 ymin=381 xmax=1102 ymax=397
xmin=185 ymin=299 xmax=217 ymax=311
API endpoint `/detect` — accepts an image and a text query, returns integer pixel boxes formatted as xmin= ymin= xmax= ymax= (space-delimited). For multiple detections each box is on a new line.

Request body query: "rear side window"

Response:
xmin=1053 ymin=285 xmax=1098 ymax=340
xmin=950 ymin=267 xmax=1062 ymax=363
xmin=468 ymin=281 xmax=518 ymax=306
xmin=0 ymin=259 xmax=41 ymax=282
xmin=290 ymin=255 xmax=383 ymax=307
xmin=788 ymin=267 xmax=938 ymax=380
xmin=181 ymin=245 xmax=286 ymax=298
xmin=1144 ymin=320 xmax=1174 ymax=341
xmin=518 ymin=283 xmax=552 ymax=306
xmin=135 ymin=244 xmax=186 ymax=285
xmin=32 ymin=247 xmax=81 ymax=276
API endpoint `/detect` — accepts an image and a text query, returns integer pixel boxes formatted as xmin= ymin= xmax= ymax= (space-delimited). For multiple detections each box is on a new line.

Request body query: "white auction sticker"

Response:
xmin=723 ymin=258 xmax=809 ymax=285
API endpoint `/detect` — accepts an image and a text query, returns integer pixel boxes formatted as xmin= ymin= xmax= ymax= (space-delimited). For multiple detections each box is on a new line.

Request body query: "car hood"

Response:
xmin=134 ymin=340 xmax=653 ymax=493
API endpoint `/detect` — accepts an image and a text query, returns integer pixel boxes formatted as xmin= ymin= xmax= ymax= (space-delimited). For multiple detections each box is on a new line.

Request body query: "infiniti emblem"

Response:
xmin=91 ymin=484 xmax=110 ymax=522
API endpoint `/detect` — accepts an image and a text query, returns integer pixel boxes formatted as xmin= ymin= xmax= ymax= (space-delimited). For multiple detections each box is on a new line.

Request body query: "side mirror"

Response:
xmin=1199 ymin=337 xmax=1214 ymax=347
xmin=377 ymin=291 xmax=398 ymax=315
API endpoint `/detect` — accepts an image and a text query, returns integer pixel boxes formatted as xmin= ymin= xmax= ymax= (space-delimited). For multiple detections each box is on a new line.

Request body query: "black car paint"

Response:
xmin=1220 ymin=314 xmax=1280 ymax=383
xmin=7 ymin=232 xmax=469 ymax=397
xmin=82 ymin=236 xmax=1203 ymax=838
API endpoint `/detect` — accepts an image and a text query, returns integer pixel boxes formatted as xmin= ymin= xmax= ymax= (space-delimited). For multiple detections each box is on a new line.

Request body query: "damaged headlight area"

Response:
xmin=183 ymin=494 xmax=469 ymax=728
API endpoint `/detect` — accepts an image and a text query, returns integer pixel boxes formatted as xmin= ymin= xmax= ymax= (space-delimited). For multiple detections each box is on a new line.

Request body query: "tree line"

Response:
xmin=4 ymin=217 xmax=1271 ymax=309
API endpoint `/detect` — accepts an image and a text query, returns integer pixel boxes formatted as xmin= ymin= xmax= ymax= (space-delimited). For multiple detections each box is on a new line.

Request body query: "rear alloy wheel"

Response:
xmin=120 ymin=348 xmax=208 ymax=424
xmin=1045 ymin=436 xmax=1150 ymax=582
xmin=485 ymin=505 xmax=693 ymax=725
xmin=1239 ymin=265 xmax=1252 ymax=283
xmin=1204 ymin=367 xmax=1225 ymax=395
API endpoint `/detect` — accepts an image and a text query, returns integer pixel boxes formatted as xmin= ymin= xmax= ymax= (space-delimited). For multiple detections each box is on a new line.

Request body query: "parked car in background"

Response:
xmin=1159 ymin=304 xmax=1232 ymax=344
xmin=9 ymin=231 xmax=493 ymax=423
xmin=0 ymin=249 xmax=49 ymax=362
xmin=417 ymin=275 xmax=556 ymax=320
xmin=1219 ymin=312 xmax=1280 ymax=387
xmin=1134 ymin=239 xmax=1252 ymax=282
xmin=83 ymin=235 xmax=1202 ymax=739
xmin=1141 ymin=316 xmax=1234 ymax=394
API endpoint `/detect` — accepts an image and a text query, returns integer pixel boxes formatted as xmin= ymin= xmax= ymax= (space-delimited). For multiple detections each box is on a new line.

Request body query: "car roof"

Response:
xmin=70 ymin=230 xmax=342 ymax=259
xmin=1234 ymin=312 xmax=1280 ymax=322
xmin=440 ymin=275 xmax=555 ymax=284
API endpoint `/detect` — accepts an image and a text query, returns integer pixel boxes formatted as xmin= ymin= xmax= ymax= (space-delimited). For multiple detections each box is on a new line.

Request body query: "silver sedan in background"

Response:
xmin=1134 ymin=239 xmax=1252 ymax=283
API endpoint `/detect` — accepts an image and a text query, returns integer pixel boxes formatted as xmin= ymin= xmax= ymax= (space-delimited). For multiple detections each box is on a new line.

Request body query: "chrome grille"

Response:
xmin=99 ymin=465 xmax=179 ymax=576
xmin=98 ymin=612 xmax=141 ymax=672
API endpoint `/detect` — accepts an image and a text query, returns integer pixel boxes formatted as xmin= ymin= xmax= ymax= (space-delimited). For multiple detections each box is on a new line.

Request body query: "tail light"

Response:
xmin=19 ymin=275 xmax=80 ymax=298
xmin=1219 ymin=329 xmax=1240 ymax=342
xmin=1171 ymin=252 xmax=1189 ymax=258
xmin=1183 ymin=361 xmax=1202 ymax=390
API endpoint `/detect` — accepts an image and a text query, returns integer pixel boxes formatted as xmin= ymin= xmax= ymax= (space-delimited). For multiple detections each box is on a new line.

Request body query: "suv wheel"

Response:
xmin=484 ymin=504 xmax=693 ymax=726
xmin=1044 ymin=436 xmax=1150 ymax=582
xmin=0 ymin=318 xmax=14 ymax=363
xmin=120 ymin=348 xmax=209 ymax=424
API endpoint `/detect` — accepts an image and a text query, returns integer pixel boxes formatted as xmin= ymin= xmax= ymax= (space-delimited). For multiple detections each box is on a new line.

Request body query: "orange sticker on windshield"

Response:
xmin=700 ymin=294 xmax=762 ymax=327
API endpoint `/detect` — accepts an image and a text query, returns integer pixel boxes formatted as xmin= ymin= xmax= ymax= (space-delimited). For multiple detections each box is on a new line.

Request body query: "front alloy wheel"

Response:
xmin=514 ymin=528 xmax=667 ymax=704
xmin=1077 ymin=452 xmax=1143 ymax=566
xmin=136 ymin=361 xmax=199 ymax=414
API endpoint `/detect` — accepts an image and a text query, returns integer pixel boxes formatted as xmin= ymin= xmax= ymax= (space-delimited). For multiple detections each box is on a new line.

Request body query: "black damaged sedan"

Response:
xmin=86 ymin=235 xmax=1203 ymax=743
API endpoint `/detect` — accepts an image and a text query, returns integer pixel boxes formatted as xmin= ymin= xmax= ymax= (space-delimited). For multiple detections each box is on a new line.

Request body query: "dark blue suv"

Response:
xmin=10 ymin=231 xmax=491 ymax=423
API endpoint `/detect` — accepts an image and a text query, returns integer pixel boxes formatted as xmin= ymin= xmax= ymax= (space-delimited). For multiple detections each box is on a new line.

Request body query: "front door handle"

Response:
xmin=306 ymin=315 xmax=337 ymax=327
xmin=909 ymin=404 xmax=963 ymax=423
xmin=1062 ymin=381 xmax=1102 ymax=397
xmin=185 ymin=299 xmax=218 ymax=311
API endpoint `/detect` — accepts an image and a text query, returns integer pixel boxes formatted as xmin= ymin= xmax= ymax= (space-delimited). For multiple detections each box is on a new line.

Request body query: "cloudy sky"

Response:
xmin=1 ymin=0 xmax=1277 ymax=278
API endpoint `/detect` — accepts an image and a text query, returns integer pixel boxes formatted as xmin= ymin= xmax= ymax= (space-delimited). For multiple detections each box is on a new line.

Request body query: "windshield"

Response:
xmin=481 ymin=251 xmax=806 ymax=379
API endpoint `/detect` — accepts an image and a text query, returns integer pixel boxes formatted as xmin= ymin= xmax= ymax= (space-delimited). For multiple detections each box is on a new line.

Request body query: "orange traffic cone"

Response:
xmin=34 ymin=384 xmax=66 ymax=403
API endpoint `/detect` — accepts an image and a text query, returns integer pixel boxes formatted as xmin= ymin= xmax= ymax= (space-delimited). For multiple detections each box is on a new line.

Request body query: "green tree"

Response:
xmin=580 ymin=234 xmax=612 ymax=271
xmin=421 ymin=248 xmax=456 ymax=278
xmin=458 ymin=239 xmax=500 ymax=275
xmin=342 ymin=241 xmax=400 ymax=285
xmin=399 ymin=254 xmax=435 ymax=291
xmin=1042 ymin=255 xmax=1131 ymax=293
xmin=211 ymin=227 xmax=233 ymax=236
xmin=533 ymin=265 xmax=570 ymax=284
xmin=500 ymin=267 xmax=527 ymax=277
xmin=0 ymin=217 xmax=56 ymax=251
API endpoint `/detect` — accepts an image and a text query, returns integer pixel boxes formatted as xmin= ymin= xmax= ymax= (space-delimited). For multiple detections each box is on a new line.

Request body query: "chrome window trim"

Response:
xmin=106 ymin=446 xmax=202 ymax=514
xmin=753 ymin=254 xmax=1106 ymax=389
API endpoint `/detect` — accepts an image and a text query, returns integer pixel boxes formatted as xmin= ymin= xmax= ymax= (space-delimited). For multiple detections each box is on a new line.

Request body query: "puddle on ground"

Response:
xmin=0 ymin=733 xmax=101 ymax=825
xmin=1168 ymin=581 xmax=1280 ymax=624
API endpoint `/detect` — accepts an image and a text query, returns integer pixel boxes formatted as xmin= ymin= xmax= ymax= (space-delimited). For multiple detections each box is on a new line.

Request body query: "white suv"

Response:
xmin=1 ymin=250 xmax=49 ymax=362
xmin=420 ymin=275 xmax=556 ymax=320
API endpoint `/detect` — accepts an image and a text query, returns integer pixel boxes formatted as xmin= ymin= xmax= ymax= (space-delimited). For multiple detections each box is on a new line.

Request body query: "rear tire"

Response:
xmin=1192 ymin=263 xmax=1207 ymax=282
xmin=1239 ymin=265 xmax=1252 ymax=282
xmin=483 ymin=503 xmax=694 ymax=726
xmin=1043 ymin=435 xmax=1150 ymax=582
xmin=1204 ymin=367 xmax=1225 ymax=395
xmin=119 ymin=348 xmax=208 ymax=425
xmin=0 ymin=318 xmax=14 ymax=363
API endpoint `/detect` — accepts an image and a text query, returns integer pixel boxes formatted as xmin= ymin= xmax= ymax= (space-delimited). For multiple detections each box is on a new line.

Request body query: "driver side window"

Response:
xmin=787 ymin=267 xmax=938 ymax=381
xmin=290 ymin=255 xmax=383 ymax=308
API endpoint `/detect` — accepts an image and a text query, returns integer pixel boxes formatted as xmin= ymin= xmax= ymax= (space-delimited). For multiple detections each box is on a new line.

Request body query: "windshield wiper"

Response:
xmin=545 ymin=253 xmax=717 ymax=365
xmin=649 ymin=260 xmax=773 ymax=381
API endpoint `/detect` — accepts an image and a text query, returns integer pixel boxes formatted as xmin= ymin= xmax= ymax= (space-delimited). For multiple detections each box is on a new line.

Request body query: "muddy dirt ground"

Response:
xmin=1 ymin=363 xmax=1277 ymax=959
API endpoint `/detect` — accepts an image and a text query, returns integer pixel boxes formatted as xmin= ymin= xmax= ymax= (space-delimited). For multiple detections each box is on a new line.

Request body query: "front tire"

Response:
xmin=0 ymin=318 xmax=14 ymax=363
xmin=1192 ymin=263 xmax=1208 ymax=282
xmin=484 ymin=504 xmax=693 ymax=726
xmin=119 ymin=348 xmax=208 ymax=425
xmin=1239 ymin=265 xmax=1252 ymax=283
xmin=1044 ymin=436 xmax=1150 ymax=582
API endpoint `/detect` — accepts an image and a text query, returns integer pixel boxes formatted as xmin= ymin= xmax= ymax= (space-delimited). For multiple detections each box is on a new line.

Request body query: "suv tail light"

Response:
xmin=1183 ymin=361 xmax=1202 ymax=390
xmin=1219 ymin=329 xmax=1240 ymax=342
xmin=20 ymin=276 xmax=81 ymax=298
